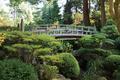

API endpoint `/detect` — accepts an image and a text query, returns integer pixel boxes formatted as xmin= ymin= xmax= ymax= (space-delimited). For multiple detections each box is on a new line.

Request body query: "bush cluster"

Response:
xmin=104 ymin=55 xmax=120 ymax=70
xmin=0 ymin=59 xmax=38 ymax=80
xmin=39 ymin=65 xmax=59 ymax=80
xmin=41 ymin=53 xmax=80 ymax=78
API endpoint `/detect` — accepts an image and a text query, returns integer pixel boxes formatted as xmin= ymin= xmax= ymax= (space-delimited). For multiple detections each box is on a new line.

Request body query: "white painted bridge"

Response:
xmin=32 ymin=24 xmax=97 ymax=40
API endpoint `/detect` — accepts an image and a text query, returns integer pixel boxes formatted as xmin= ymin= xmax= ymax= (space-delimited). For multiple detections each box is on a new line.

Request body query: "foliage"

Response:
xmin=1 ymin=31 xmax=63 ymax=63
xmin=0 ymin=59 xmax=38 ymax=80
xmin=18 ymin=2 xmax=34 ymax=24
xmin=102 ymin=39 xmax=115 ymax=49
xmin=91 ymin=11 xmax=101 ymax=29
xmin=10 ymin=0 xmax=24 ymax=6
xmin=0 ymin=33 xmax=5 ymax=46
xmin=73 ymin=12 xmax=82 ymax=25
xmin=39 ymin=65 xmax=59 ymax=80
xmin=0 ymin=10 xmax=14 ymax=27
xmin=80 ymin=35 xmax=98 ymax=48
xmin=77 ymin=48 xmax=112 ymax=59
xmin=41 ymin=0 xmax=61 ymax=24
xmin=3 ymin=31 xmax=31 ymax=44
xmin=101 ymin=25 xmax=119 ymax=39
xmin=63 ymin=0 xmax=73 ymax=24
xmin=41 ymin=53 xmax=80 ymax=78
xmin=115 ymin=37 xmax=120 ymax=50
xmin=33 ymin=48 xmax=53 ymax=56
xmin=3 ymin=31 xmax=62 ymax=51
xmin=80 ymin=33 xmax=107 ymax=48
xmin=113 ymin=67 xmax=120 ymax=80
xmin=81 ymin=59 xmax=103 ymax=80
xmin=103 ymin=55 xmax=120 ymax=71
xmin=106 ymin=19 xmax=116 ymax=25
xmin=61 ymin=42 xmax=72 ymax=52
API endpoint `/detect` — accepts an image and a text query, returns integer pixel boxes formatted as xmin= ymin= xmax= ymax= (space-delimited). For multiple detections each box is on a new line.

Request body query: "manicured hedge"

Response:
xmin=41 ymin=53 xmax=80 ymax=78
xmin=103 ymin=55 xmax=120 ymax=71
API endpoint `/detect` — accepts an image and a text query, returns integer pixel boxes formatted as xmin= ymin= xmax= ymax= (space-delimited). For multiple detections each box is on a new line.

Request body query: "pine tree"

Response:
xmin=63 ymin=0 xmax=73 ymax=24
xmin=42 ymin=0 xmax=61 ymax=24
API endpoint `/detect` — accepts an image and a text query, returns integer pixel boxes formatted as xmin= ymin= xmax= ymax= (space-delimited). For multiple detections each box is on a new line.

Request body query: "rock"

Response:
xmin=97 ymin=77 xmax=107 ymax=80
xmin=52 ymin=74 xmax=71 ymax=80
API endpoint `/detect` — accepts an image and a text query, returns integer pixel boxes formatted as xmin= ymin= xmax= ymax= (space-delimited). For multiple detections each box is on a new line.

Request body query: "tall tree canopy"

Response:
xmin=63 ymin=0 xmax=73 ymax=24
xmin=42 ymin=0 xmax=61 ymax=24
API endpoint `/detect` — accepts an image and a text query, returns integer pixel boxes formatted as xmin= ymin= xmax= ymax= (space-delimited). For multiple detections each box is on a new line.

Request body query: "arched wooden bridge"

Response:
xmin=32 ymin=24 xmax=97 ymax=40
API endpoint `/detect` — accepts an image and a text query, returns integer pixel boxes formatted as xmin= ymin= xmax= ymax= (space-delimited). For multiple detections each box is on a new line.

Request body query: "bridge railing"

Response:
xmin=32 ymin=24 xmax=97 ymax=36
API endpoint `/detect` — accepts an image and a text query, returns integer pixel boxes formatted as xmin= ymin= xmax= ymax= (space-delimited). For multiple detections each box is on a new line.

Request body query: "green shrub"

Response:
xmin=80 ymin=35 xmax=98 ymax=48
xmin=39 ymin=65 xmax=59 ymax=80
xmin=105 ymin=55 xmax=120 ymax=64
xmin=1 ymin=31 xmax=63 ymax=59
xmin=3 ymin=31 xmax=62 ymax=53
xmin=41 ymin=53 xmax=80 ymax=78
xmin=77 ymin=48 xmax=112 ymax=58
xmin=4 ymin=31 xmax=32 ymax=44
xmin=101 ymin=25 xmax=119 ymax=39
xmin=80 ymin=33 xmax=107 ymax=48
xmin=102 ymin=39 xmax=115 ymax=49
xmin=3 ymin=44 xmax=43 ymax=61
xmin=104 ymin=55 xmax=120 ymax=70
xmin=81 ymin=60 xmax=104 ymax=80
xmin=34 ymin=48 xmax=53 ymax=56
xmin=106 ymin=19 xmax=115 ymax=25
xmin=0 ymin=59 xmax=38 ymax=80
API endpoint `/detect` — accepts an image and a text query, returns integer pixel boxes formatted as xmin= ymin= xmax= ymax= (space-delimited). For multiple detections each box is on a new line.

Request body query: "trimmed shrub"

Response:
xmin=101 ymin=25 xmax=119 ymax=39
xmin=3 ymin=31 xmax=32 ymax=45
xmin=34 ymin=48 xmax=53 ymax=56
xmin=3 ymin=31 xmax=62 ymax=53
xmin=104 ymin=55 xmax=120 ymax=71
xmin=41 ymin=53 xmax=80 ymax=78
xmin=102 ymin=39 xmax=115 ymax=49
xmin=1 ymin=31 xmax=63 ymax=60
xmin=80 ymin=35 xmax=98 ymax=48
xmin=79 ymin=33 xmax=107 ymax=48
xmin=0 ymin=59 xmax=38 ymax=80
xmin=76 ymin=48 xmax=112 ymax=58
xmin=39 ymin=65 xmax=59 ymax=80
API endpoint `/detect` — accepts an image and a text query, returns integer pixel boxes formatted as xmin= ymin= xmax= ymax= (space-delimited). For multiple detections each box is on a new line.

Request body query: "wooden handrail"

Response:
xmin=32 ymin=25 xmax=97 ymax=37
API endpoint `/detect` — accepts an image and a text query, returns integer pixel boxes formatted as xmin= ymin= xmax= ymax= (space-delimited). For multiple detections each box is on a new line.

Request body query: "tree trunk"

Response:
xmin=83 ymin=0 xmax=91 ymax=26
xmin=20 ymin=18 xmax=24 ymax=32
xmin=109 ymin=0 xmax=120 ymax=32
xmin=100 ymin=0 xmax=106 ymax=26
